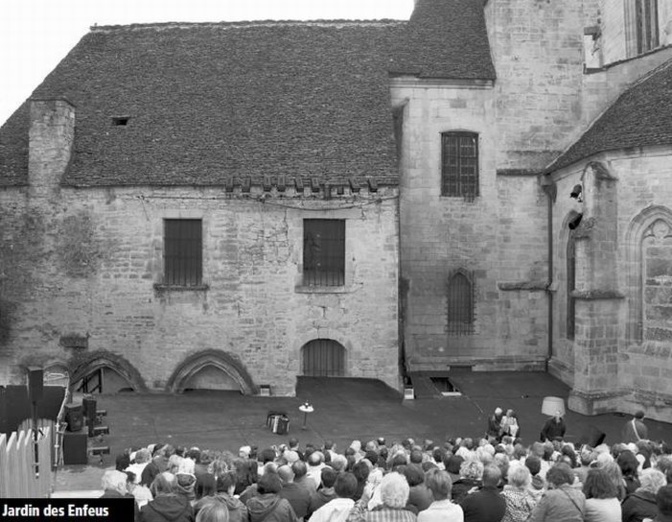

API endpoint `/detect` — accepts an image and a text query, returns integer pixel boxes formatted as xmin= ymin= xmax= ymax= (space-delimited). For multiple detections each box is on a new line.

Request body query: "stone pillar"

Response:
xmin=28 ymin=98 xmax=75 ymax=198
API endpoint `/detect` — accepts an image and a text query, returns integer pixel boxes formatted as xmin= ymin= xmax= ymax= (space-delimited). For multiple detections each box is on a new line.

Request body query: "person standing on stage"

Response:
xmin=622 ymin=410 xmax=649 ymax=443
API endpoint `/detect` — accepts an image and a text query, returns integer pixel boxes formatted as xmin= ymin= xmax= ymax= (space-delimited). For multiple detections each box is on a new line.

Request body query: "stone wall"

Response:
xmin=0 ymin=101 xmax=400 ymax=395
xmin=393 ymin=78 xmax=549 ymax=370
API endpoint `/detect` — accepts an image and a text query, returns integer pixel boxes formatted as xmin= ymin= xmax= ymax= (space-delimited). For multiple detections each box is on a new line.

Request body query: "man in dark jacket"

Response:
xmin=141 ymin=472 xmax=194 ymax=522
xmin=278 ymin=465 xmax=311 ymax=519
xmin=247 ymin=472 xmax=298 ymax=522
xmin=460 ymin=465 xmax=506 ymax=522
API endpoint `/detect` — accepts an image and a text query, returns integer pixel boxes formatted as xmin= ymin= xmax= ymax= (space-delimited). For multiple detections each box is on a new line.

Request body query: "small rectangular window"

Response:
xmin=164 ymin=219 xmax=202 ymax=286
xmin=441 ymin=132 xmax=479 ymax=200
xmin=303 ymin=220 xmax=345 ymax=287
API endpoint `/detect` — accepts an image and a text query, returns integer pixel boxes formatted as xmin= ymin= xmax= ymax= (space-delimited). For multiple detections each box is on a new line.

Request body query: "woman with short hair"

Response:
xmin=528 ymin=463 xmax=585 ymax=522
xmin=500 ymin=461 xmax=537 ymax=522
xmin=417 ymin=469 xmax=463 ymax=522
xmin=582 ymin=467 xmax=621 ymax=522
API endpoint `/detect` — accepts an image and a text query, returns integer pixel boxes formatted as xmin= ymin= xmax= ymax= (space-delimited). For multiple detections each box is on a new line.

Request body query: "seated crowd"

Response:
xmin=100 ymin=431 xmax=672 ymax=522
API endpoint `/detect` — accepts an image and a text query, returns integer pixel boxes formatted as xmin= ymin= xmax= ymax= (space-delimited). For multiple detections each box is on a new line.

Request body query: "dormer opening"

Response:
xmin=112 ymin=116 xmax=130 ymax=126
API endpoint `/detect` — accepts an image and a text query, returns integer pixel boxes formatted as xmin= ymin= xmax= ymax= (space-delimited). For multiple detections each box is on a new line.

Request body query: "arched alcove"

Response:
xmin=69 ymin=351 xmax=147 ymax=393
xmin=166 ymin=350 xmax=257 ymax=395
xmin=301 ymin=339 xmax=347 ymax=377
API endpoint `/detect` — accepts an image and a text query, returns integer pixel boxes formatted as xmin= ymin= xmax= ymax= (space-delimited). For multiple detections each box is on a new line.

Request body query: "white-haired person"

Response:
xmin=417 ymin=469 xmax=463 ymax=522
xmin=126 ymin=448 xmax=152 ymax=484
xmin=100 ymin=469 xmax=140 ymax=520
xmin=500 ymin=461 xmax=536 ymax=522
xmin=622 ymin=468 xmax=667 ymax=522
xmin=348 ymin=472 xmax=417 ymax=522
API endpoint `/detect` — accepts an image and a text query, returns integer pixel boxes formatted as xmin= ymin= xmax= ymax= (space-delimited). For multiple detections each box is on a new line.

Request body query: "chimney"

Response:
xmin=28 ymin=98 xmax=75 ymax=197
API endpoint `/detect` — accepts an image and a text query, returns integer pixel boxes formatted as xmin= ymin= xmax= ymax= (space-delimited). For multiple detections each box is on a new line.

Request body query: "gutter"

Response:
xmin=542 ymin=177 xmax=557 ymax=371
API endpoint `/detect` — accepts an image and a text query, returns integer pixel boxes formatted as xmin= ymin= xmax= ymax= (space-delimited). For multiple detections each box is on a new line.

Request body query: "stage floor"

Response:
xmin=54 ymin=371 xmax=672 ymax=492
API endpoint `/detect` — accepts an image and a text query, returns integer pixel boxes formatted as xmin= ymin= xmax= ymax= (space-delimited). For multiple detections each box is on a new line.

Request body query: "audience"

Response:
xmin=101 ymin=407 xmax=672 ymax=522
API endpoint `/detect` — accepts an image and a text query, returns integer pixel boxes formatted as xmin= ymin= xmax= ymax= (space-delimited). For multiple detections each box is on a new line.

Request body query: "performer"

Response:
xmin=540 ymin=410 xmax=566 ymax=442
xmin=486 ymin=407 xmax=504 ymax=441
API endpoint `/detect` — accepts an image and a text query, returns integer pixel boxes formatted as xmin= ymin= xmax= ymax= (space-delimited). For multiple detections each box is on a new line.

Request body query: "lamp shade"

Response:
xmin=541 ymin=396 xmax=566 ymax=417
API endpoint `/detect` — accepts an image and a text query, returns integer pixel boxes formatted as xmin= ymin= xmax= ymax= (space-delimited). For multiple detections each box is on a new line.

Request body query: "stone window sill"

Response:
xmin=295 ymin=285 xmax=352 ymax=294
xmin=153 ymin=284 xmax=209 ymax=292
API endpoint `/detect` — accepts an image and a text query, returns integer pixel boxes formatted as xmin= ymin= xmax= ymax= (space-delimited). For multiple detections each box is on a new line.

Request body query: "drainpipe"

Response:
xmin=542 ymin=177 xmax=557 ymax=372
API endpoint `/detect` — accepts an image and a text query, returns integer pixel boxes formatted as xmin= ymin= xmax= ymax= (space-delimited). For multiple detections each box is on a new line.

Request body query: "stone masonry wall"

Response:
xmin=394 ymin=79 xmax=548 ymax=369
xmin=0 ymin=100 xmax=400 ymax=394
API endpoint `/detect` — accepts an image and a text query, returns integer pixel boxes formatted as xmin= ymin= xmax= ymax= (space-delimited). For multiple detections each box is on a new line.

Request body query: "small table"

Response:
xmin=299 ymin=403 xmax=314 ymax=430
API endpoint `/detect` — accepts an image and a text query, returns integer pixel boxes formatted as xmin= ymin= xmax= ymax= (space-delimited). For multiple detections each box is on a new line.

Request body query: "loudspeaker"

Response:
xmin=27 ymin=367 xmax=43 ymax=403
xmin=578 ymin=425 xmax=606 ymax=447
xmin=65 ymin=403 xmax=84 ymax=432
xmin=63 ymin=432 xmax=88 ymax=465
xmin=83 ymin=397 xmax=97 ymax=420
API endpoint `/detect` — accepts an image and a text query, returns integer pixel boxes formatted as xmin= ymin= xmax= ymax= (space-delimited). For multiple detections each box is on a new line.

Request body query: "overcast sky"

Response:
xmin=0 ymin=0 xmax=414 ymax=126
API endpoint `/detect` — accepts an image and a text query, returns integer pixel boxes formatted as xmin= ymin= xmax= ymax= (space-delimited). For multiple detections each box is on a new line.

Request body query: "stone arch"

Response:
xmin=300 ymin=339 xmax=347 ymax=377
xmin=625 ymin=205 xmax=672 ymax=342
xmin=166 ymin=350 xmax=257 ymax=395
xmin=69 ymin=350 xmax=147 ymax=392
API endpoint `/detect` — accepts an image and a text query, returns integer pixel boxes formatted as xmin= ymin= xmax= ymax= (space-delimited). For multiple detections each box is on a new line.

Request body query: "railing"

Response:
xmin=0 ymin=426 xmax=52 ymax=498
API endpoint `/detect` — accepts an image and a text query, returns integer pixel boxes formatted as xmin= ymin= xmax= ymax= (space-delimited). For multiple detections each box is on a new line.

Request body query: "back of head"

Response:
xmin=321 ymin=467 xmax=338 ymax=489
xmin=380 ymin=472 xmax=410 ymax=508
xmin=409 ymin=450 xmax=423 ymax=465
xmin=278 ymin=465 xmax=294 ymax=484
xmin=216 ymin=471 xmax=237 ymax=493
xmin=291 ymin=460 xmax=307 ymax=479
xmin=330 ymin=454 xmax=347 ymax=472
xmin=424 ymin=469 xmax=452 ymax=501
xmin=402 ymin=464 xmax=425 ymax=487
xmin=101 ymin=470 xmax=128 ymax=495
xmin=658 ymin=484 xmax=672 ymax=516
xmin=638 ymin=468 xmax=666 ymax=495
xmin=196 ymin=501 xmax=230 ymax=522
xmin=151 ymin=472 xmax=177 ymax=496
xmin=525 ymin=455 xmax=541 ymax=476
xmin=257 ymin=473 xmax=283 ymax=495
xmin=546 ymin=463 xmax=574 ymax=489
xmin=482 ymin=465 xmax=502 ymax=488
xmin=352 ymin=460 xmax=371 ymax=482
xmin=308 ymin=451 xmax=323 ymax=467
xmin=583 ymin=467 xmax=618 ymax=499
xmin=334 ymin=472 xmax=358 ymax=499
xmin=260 ymin=448 xmax=277 ymax=464
xmin=507 ymin=461 xmax=531 ymax=489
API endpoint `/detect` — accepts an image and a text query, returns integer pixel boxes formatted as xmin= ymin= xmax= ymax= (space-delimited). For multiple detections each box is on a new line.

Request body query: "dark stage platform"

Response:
xmin=73 ymin=370 xmax=672 ymax=469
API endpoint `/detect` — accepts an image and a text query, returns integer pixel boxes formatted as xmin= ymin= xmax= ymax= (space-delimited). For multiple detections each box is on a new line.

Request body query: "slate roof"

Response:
xmin=545 ymin=58 xmax=672 ymax=174
xmin=0 ymin=1 xmax=496 ymax=188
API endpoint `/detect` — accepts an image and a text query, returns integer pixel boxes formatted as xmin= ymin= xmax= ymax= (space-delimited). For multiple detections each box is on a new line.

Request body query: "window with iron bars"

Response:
xmin=303 ymin=219 xmax=345 ymax=287
xmin=441 ymin=132 xmax=479 ymax=200
xmin=164 ymin=219 xmax=203 ymax=286
xmin=446 ymin=269 xmax=475 ymax=335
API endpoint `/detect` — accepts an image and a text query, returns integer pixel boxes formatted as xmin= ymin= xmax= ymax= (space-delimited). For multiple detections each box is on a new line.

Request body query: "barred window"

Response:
xmin=441 ymin=132 xmax=479 ymax=200
xmin=447 ymin=270 xmax=474 ymax=335
xmin=303 ymin=219 xmax=345 ymax=286
xmin=164 ymin=219 xmax=202 ymax=286
xmin=626 ymin=0 xmax=659 ymax=56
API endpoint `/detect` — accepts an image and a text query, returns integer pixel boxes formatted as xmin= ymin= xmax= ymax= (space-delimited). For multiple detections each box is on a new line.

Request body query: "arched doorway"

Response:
xmin=301 ymin=339 xmax=346 ymax=377
xmin=69 ymin=351 xmax=146 ymax=393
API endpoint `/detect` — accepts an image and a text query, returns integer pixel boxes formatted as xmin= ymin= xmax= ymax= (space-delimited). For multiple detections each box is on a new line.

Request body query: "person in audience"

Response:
xmin=618 ymin=450 xmax=642 ymax=495
xmin=294 ymin=460 xmax=318 ymax=496
xmin=500 ymin=461 xmax=536 ymax=522
xmin=310 ymin=472 xmax=358 ymax=522
xmin=307 ymin=452 xmax=327 ymax=490
xmin=527 ymin=463 xmax=585 ymax=522
xmin=141 ymin=472 xmax=195 ymax=522
xmin=247 ymin=472 xmax=298 ymax=522
xmin=417 ymin=468 xmax=463 ymax=522
xmin=653 ymin=484 xmax=672 ymax=522
xmin=501 ymin=410 xmax=520 ymax=440
xmin=582 ymin=467 xmax=622 ymax=522
xmin=127 ymin=448 xmax=152 ymax=484
xmin=460 ymin=465 xmax=506 ymax=522
xmin=127 ymin=471 xmax=154 ymax=509
xmin=278 ymin=464 xmax=311 ymax=520
xmin=307 ymin=467 xmax=339 ymax=518
xmin=348 ymin=471 xmax=417 ymax=522
xmin=403 ymin=464 xmax=432 ymax=514
xmin=235 ymin=459 xmax=259 ymax=496
xmin=622 ymin=468 xmax=667 ymax=522
xmin=451 ymin=459 xmax=484 ymax=504
xmin=195 ymin=502 xmax=229 ymax=522
xmin=101 ymin=469 xmax=131 ymax=498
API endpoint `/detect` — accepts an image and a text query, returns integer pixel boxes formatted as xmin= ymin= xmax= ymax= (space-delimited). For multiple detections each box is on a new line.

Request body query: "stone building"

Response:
xmin=0 ymin=20 xmax=404 ymax=395
xmin=2 ymin=0 xmax=672 ymax=418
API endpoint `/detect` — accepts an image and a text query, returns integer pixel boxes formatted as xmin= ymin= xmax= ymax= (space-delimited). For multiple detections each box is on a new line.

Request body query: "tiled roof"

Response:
xmin=545 ymin=58 xmax=672 ymax=174
xmin=393 ymin=0 xmax=496 ymax=79
xmin=0 ymin=1 xmax=496 ymax=188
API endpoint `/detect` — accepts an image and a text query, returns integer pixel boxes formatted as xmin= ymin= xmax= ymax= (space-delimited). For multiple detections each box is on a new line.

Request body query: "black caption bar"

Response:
xmin=1 ymin=498 xmax=135 ymax=521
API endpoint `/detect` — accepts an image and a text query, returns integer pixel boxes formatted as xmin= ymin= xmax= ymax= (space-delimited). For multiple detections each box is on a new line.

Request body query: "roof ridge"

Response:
xmin=90 ymin=19 xmax=407 ymax=32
